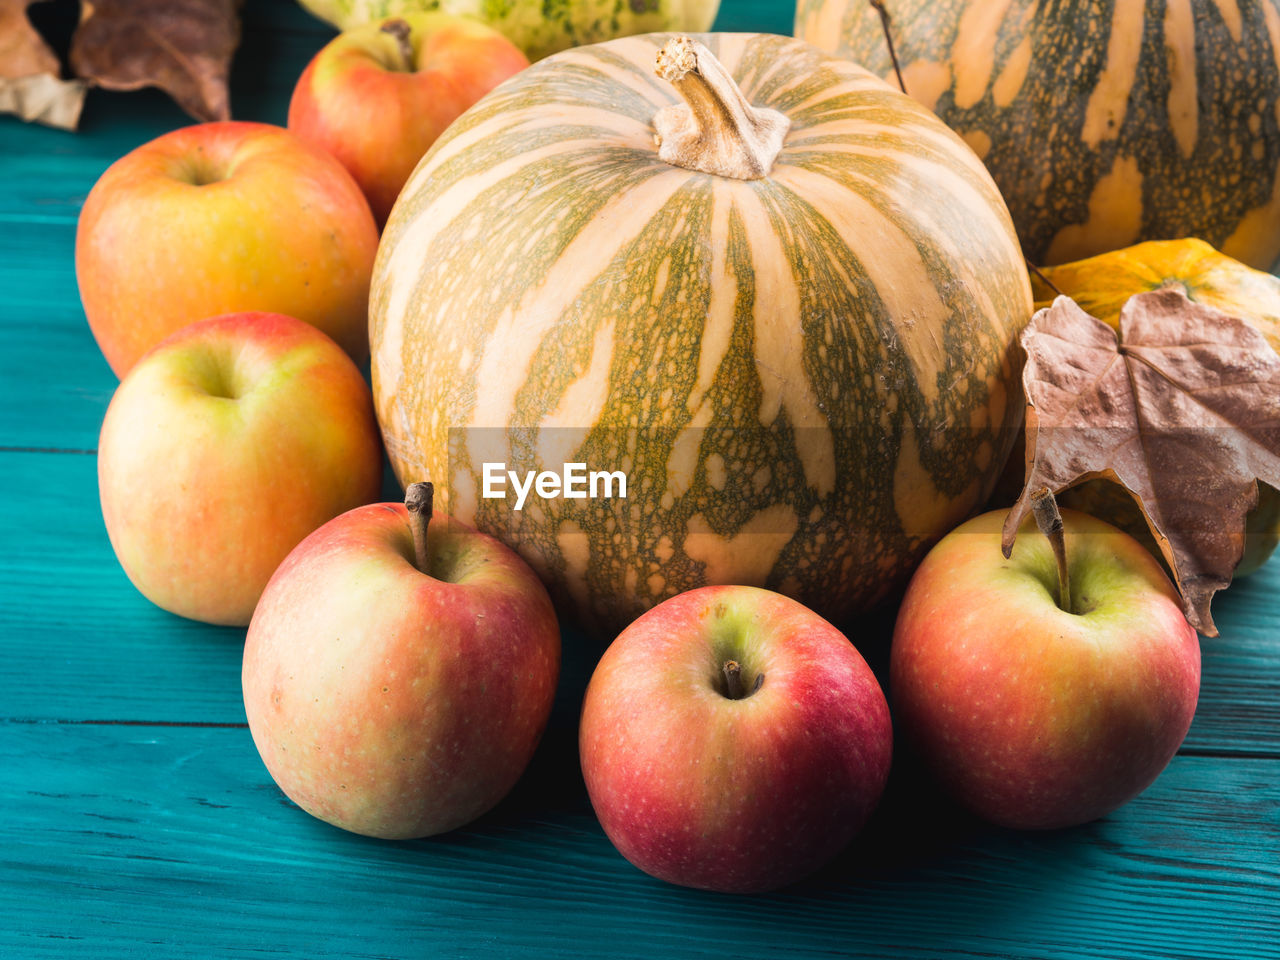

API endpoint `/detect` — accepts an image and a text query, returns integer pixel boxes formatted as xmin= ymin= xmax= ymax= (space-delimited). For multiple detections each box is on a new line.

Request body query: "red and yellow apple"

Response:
xmin=242 ymin=483 xmax=561 ymax=839
xmin=76 ymin=121 xmax=379 ymax=377
xmin=287 ymin=13 xmax=528 ymax=226
xmin=579 ymin=585 xmax=893 ymax=893
xmin=98 ymin=312 xmax=383 ymax=626
xmin=892 ymin=508 xmax=1201 ymax=830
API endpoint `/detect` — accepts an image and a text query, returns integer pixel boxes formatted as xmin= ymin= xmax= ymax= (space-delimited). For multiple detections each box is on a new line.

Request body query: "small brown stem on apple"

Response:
xmin=1031 ymin=487 xmax=1072 ymax=613
xmin=380 ymin=18 xmax=415 ymax=72
xmin=405 ymin=481 xmax=434 ymax=574
xmin=723 ymin=660 xmax=744 ymax=700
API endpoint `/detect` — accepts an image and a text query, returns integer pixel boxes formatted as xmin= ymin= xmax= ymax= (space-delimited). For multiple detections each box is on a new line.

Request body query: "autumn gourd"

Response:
xmin=1032 ymin=239 xmax=1280 ymax=576
xmin=370 ymin=33 xmax=1032 ymax=632
xmin=296 ymin=0 xmax=720 ymax=61
xmin=796 ymin=0 xmax=1280 ymax=272
xmin=1030 ymin=239 xmax=1280 ymax=341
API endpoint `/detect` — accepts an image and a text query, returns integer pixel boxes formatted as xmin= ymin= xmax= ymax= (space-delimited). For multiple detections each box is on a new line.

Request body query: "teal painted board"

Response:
xmin=716 ymin=0 xmax=794 ymax=34
xmin=2 ymin=723 xmax=1277 ymax=960
xmin=0 ymin=450 xmax=248 ymax=721
xmin=0 ymin=221 xmax=111 ymax=451
xmin=1190 ymin=565 xmax=1280 ymax=756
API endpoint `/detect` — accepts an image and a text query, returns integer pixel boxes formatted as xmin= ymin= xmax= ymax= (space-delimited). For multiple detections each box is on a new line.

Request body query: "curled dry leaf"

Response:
xmin=70 ymin=0 xmax=241 ymax=122
xmin=0 ymin=0 xmax=87 ymax=129
xmin=1002 ymin=288 xmax=1280 ymax=636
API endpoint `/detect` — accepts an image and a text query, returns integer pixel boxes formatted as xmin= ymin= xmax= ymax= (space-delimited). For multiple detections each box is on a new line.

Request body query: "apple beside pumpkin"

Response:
xmin=242 ymin=484 xmax=561 ymax=839
xmin=98 ymin=312 xmax=383 ymax=626
xmin=288 ymin=13 xmax=529 ymax=226
xmin=892 ymin=507 xmax=1200 ymax=831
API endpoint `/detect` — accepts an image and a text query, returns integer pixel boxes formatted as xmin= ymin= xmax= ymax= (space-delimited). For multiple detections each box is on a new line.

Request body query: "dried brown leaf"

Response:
xmin=0 ymin=0 xmax=87 ymax=129
xmin=70 ymin=0 xmax=241 ymax=122
xmin=1002 ymin=288 xmax=1280 ymax=636
xmin=1 ymin=0 xmax=56 ymax=77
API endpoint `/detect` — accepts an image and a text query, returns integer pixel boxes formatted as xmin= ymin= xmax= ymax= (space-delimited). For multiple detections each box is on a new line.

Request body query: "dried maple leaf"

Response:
xmin=1002 ymin=288 xmax=1280 ymax=636
xmin=69 ymin=0 xmax=241 ymax=123
xmin=0 ymin=0 xmax=87 ymax=129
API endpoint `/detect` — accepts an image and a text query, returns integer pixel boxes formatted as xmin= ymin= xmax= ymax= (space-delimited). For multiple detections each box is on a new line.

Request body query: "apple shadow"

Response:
xmin=472 ymin=612 xmax=608 ymax=824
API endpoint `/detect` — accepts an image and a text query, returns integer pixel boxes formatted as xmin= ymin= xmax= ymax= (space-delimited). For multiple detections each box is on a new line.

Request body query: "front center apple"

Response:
xmin=579 ymin=585 xmax=893 ymax=893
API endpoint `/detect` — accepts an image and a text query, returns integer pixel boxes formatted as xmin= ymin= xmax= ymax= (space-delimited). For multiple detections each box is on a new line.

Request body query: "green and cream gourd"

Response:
xmin=796 ymin=0 xmax=1280 ymax=272
xmin=296 ymin=0 xmax=720 ymax=61
xmin=370 ymin=32 xmax=1032 ymax=633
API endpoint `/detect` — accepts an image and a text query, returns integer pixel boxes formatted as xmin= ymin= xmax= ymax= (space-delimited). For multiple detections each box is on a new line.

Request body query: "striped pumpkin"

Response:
xmin=370 ymin=32 xmax=1032 ymax=633
xmin=1033 ymin=238 xmax=1280 ymax=576
xmin=796 ymin=0 xmax=1280 ymax=272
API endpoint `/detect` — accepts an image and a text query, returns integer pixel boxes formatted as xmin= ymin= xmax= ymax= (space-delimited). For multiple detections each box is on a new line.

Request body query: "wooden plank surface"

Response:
xmin=3 ymin=724 xmax=1277 ymax=960
xmin=2 ymin=1 xmax=1277 ymax=958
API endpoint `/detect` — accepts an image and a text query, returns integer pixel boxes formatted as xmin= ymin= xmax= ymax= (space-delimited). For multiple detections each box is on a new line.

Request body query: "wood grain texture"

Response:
xmin=1 ymin=723 xmax=1276 ymax=959
xmin=1189 ymin=563 xmax=1280 ymax=756
xmin=0 ymin=451 xmax=249 ymax=723
xmin=0 ymin=221 xmax=113 ymax=451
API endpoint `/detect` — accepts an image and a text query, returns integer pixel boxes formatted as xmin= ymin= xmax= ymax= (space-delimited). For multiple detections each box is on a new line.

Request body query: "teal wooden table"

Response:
xmin=3 ymin=2 xmax=1278 ymax=957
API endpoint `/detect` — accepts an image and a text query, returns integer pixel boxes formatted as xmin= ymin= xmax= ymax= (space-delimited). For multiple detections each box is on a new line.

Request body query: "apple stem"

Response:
xmin=381 ymin=18 xmax=415 ymax=71
xmin=1031 ymin=487 xmax=1072 ymax=613
xmin=405 ymin=481 xmax=434 ymax=574
xmin=723 ymin=660 xmax=744 ymax=699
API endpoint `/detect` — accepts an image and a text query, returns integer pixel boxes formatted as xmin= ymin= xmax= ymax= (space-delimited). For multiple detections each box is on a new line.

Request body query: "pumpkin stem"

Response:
xmin=405 ymin=481 xmax=435 ymax=574
xmin=653 ymin=37 xmax=789 ymax=180
xmin=1031 ymin=487 xmax=1073 ymax=613
xmin=380 ymin=18 xmax=415 ymax=72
